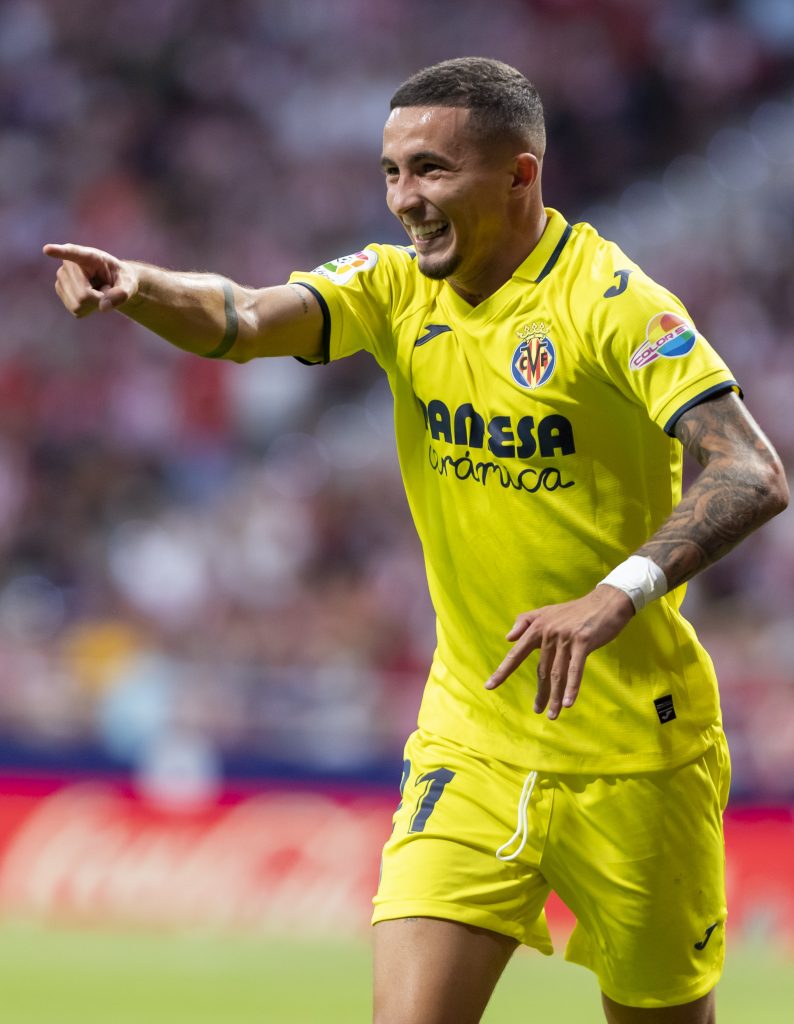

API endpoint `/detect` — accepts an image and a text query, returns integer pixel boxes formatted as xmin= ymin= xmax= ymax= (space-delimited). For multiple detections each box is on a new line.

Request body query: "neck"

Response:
xmin=448 ymin=204 xmax=548 ymax=307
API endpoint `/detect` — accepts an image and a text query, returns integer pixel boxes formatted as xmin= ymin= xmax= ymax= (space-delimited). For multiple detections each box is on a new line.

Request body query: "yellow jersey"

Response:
xmin=289 ymin=208 xmax=739 ymax=772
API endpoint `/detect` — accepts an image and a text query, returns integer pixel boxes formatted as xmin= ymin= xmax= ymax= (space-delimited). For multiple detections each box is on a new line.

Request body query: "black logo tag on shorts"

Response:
xmin=654 ymin=694 xmax=676 ymax=724
xmin=694 ymin=922 xmax=719 ymax=950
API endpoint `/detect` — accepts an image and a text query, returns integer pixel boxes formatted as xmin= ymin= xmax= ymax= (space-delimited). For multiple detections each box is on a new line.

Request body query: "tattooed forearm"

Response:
xmin=636 ymin=393 xmax=788 ymax=589
xmin=637 ymin=467 xmax=776 ymax=586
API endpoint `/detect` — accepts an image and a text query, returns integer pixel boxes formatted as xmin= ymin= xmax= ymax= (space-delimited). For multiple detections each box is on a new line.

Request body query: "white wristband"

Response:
xmin=597 ymin=556 xmax=668 ymax=612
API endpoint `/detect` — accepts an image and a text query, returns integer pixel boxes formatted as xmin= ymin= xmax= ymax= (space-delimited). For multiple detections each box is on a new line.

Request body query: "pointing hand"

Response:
xmin=43 ymin=243 xmax=139 ymax=317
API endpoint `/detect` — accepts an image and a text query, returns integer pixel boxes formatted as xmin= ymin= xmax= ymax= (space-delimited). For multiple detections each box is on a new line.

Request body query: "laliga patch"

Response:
xmin=511 ymin=322 xmax=556 ymax=390
xmin=629 ymin=312 xmax=698 ymax=370
xmin=312 ymin=249 xmax=378 ymax=285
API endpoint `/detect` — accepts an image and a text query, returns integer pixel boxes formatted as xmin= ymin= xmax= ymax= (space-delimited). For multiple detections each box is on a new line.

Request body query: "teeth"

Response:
xmin=410 ymin=221 xmax=447 ymax=240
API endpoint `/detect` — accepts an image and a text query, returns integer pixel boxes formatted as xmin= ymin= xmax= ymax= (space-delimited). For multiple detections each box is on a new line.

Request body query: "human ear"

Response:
xmin=511 ymin=152 xmax=540 ymax=191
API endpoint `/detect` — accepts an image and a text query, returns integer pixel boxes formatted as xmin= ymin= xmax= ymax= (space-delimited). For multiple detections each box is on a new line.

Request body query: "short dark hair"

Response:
xmin=390 ymin=57 xmax=546 ymax=156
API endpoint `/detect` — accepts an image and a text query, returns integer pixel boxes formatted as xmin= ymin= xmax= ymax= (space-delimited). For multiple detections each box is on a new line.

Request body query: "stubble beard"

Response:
xmin=416 ymin=249 xmax=462 ymax=281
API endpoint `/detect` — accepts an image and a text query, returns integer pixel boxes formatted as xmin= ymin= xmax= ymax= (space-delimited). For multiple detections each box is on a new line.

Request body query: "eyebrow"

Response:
xmin=379 ymin=150 xmax=446 ymax=169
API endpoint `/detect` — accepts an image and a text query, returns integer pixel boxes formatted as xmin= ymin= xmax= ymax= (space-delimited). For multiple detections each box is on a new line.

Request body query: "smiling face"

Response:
xmin=381 ymin=106 xmax=541 ymax=303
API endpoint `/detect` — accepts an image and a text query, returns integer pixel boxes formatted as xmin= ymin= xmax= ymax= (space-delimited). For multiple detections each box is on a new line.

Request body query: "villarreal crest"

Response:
xmin=511 ymin=324 xmax=556 ymax=390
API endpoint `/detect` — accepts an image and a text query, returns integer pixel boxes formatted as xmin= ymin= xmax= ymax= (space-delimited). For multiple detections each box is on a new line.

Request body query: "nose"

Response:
xmin=387 ymin=174 xmax=422 ymax=219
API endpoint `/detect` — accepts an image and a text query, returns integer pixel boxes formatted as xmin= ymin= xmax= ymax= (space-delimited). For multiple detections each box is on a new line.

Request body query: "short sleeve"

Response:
xmin=288 ymin=244 xmax=414 ymax=373
xmin=590 ymin=267 xmax=740 ymax=435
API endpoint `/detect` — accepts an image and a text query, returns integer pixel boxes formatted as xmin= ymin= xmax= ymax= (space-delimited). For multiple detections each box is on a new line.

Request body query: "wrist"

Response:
xmin=597 ymin=555 xmax=667 ymax=613
xmin=116 ymin=261 xmax=144 ymax=308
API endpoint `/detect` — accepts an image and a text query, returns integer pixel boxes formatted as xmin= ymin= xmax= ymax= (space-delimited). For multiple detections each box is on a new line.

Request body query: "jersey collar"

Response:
xmin=512 ymin=208 xmax=572 ymax=284
xmin=438 ymin=208 xmax=573 ymax=321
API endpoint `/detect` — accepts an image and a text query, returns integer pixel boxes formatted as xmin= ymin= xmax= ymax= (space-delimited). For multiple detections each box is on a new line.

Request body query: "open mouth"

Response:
xmin=408 ymin=221 xmax=449 ymax=245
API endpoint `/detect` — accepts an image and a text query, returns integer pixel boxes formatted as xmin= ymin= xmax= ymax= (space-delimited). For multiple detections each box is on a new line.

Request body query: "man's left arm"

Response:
xmin=636 ymin=391 xmax=788 ymax=583
xmin=486 ymin=392 xmax=789 ymax=717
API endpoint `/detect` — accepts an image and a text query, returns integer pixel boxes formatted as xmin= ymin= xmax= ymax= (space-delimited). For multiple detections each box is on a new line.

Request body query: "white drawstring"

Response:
xmin=495 ymin=770 xmax=538 ymax=862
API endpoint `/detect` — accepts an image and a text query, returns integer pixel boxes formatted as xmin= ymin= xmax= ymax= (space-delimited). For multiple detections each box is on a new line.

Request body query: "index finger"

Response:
xmin=42 ymin=243 xmax=101 ymax=264
xmin=485 ymin=628 xmax=541 ymax=690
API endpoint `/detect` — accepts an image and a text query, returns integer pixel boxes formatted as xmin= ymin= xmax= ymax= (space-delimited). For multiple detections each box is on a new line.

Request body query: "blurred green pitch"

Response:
xmin=0 ymin=923 xmax=790 ymax=1023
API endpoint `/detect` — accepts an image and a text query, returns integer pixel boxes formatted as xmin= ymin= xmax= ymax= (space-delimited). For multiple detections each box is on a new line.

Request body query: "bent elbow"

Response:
xmin=760 ymin=453 xmax=789 ymax=519
xmin=772 ymin=474 xmax=790 ymax=517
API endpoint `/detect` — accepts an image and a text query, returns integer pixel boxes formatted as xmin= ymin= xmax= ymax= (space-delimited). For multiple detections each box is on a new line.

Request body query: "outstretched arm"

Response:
xmin=486 ymin=391 xmax=789 ymax=717
xmin=43 ymin=243 xmax=324 ymax=363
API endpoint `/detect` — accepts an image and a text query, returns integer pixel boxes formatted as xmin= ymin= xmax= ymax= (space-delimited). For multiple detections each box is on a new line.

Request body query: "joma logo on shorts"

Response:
xmin=694 ymin=923 xmax=719 ymax=950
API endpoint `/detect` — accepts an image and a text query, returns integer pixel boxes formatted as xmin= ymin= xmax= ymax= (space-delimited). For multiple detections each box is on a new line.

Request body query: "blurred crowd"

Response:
xmin=1 ymin=0 xmax=793 ymax=800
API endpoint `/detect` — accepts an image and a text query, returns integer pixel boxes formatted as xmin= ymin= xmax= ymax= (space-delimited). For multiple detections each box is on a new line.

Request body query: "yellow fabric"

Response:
xmin=289 ymin=208 xmax=739 ymax=772
xmin=374 ymin=728 xmax=730 ymax=1008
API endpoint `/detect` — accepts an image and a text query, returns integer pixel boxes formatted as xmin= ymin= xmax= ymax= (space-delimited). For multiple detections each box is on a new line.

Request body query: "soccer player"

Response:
xmin=45 ymin=58 xmax=787 ymax=1024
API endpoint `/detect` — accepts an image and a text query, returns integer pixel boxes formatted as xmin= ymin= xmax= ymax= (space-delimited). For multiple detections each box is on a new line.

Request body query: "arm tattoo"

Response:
xmin=204 ymin=281 xmax=239 ymax=358
xmin=636 ymin=393 xmax=787 ymax=589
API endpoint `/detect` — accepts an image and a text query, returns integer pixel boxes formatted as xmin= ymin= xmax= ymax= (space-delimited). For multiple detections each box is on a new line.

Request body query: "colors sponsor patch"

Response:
xmin=311 ymin=249 xmax=378 ymax=285
xmin=630 ymin=312 xmax=698 ymax=370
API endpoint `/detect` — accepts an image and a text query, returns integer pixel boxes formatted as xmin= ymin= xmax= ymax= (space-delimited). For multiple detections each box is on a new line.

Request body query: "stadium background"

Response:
xmin=0 ymin=0 xmax=793 ymax=1020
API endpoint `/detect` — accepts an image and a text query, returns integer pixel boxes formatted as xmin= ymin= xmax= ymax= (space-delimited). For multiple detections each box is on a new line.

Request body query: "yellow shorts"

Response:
xmin=373 ymin=728 xmax=731 ymax=1009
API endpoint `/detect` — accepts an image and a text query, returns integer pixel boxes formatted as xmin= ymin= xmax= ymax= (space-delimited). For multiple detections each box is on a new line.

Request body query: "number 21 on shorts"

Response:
xmin=399 ymin=759 xmax=456 ymax=833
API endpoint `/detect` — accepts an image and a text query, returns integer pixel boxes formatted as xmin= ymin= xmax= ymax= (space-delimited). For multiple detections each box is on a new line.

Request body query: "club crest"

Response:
xmin=511 ymin=323 xmax=556 ymax=390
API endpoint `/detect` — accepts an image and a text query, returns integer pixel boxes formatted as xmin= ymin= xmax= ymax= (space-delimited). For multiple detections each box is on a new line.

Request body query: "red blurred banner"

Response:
xmin=0 ymin=777 xmax=791 ymax=946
